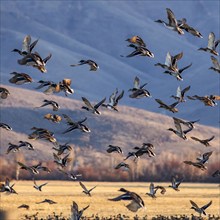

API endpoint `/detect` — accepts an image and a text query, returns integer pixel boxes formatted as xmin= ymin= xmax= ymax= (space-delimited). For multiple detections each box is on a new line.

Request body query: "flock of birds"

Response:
xmin=0 ymin=7 xmax=220 ymax=220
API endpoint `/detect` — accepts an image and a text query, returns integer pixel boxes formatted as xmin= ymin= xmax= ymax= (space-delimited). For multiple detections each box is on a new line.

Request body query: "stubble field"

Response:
xmin=0 ymin=181 xmax=219 ymax=219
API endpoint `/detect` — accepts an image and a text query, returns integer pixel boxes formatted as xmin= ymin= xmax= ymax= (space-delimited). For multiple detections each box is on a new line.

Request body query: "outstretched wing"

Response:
xmin=190 ymin=200 xmax=199 ymax=209
xmin=94 ymin=97 xmax=106 ymax=109
xmin=82 ymin=97 xmax=94 ymax=110
xmin=79 ymin=182 xmax=88 ymax=192
xmin=201 ymin=200 xmax=212 ymax=210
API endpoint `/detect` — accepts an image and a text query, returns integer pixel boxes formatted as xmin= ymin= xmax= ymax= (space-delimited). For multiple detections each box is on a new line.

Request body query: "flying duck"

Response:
xmin=191 ymin=136 xmax=215 ymax=147
xmin=168 ymin=117 xmax=194 ymax=140
xmin=62 ymin=114 xmax=90 ymax=133
xmin=183 ymin=161 xmax=207 ymax=170
xmin=146 ymin=182 xmax=166 ymax=198
xmin=0 ymin=87 xmax=10 ymax=99
xmin=190 ymin=200 xmax=212 ymax=216
xmin=9 ymin=72 xmax=33 ymax=85
xmin=12 ymin=35 xmax=39 ymax=56
xmin=18 ymin=141 xmax=34 ymax=150
xmin=164 ymin=63 xmax=192 ymax=81
xmin=18 ymin=52 xmax=52 ymax=73
xmin=102 ymin=88 xmax=124 ymax=112
xmin=17 ymin=204 xmax=29 ymax=210
xmin=35 ymin=80 xmax=56 ymax=90
xmin=52 ymin=143 xmax=72 ymax=155
xmin=115 ymin=162 xmax=130 ymax=170
xmin=106 ymin=145 xmax=123 ymax=154
xmin=108 ymin=188 xmax=145 ymax=212
xmin=198 ymin=32 xmax=219 ymax=56
xmin=155 ymin=8 xmax=184 ymax=35
xmin=71 ymin=201 xmax=89 ymax=220
xmin=123 ymin=44 xmax=154 ymax=58
xmin=17 ymin=161 xmax=39 ymax=175
xmin=168 ymin=175 xmax=183 ymax=191
xmin=36 ymin=99 xmax=60 ymax=111
xmin=58 ymin=168 xmax=82 ymax=180
xmin=126 ymin=36 xmax=146 ymax=47
xmin=196 ymin=151 xmax=213 ymax=165
xmin=0 ymin=178 xmax=17 ymax=194
xmin=79 ymin=182 xmax=97 ymax=197
xmin=155 ymin=99 xmax=179 ymax=113
xmin=6 ymin=143 xmax=21 ymax=154
xmin=212 ymin=170 xmax=220 ymax=177
xmin=53 ymin=153 xmax=72 ymax=168
xmin=0 ymin=123 xmax=12 ymax=131
xmin=32 ymin=162 xmax=51 ymax=173
xmin=44 ymin=113 xmax=62 ymax=123
xmin=171 ymin=85 xmax=191 ymax=102
xmin=33 ymin=179 xmax=48 ymax=191
xmin=70 ymin=59 xmax=99 ymax=71
xmin=81 ymin=97 xmax=106 ymax=115
xmin=209 ymin=56 xmax=220 ymax=73
xmin=177 ymin=18 xmax=203 ymax=38
xmin=36 ymin=199 xmax=57 ymax=204
xmin=187 ymin=95 xmax=217 ymax=107
xmin=59 ymin=79 xmax=74 ymax=96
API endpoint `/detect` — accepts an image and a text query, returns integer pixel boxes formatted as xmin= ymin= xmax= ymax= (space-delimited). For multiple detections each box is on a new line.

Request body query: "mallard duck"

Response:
xmin=191 ymin=136 xmax=215 ymax=147
xmin=187 ymin=95 xmax=217 ymax=107
xmin=18 ymin=52 xmax=52 ymax=73
xmin=155 ymin=99 xmax=179 ymax=113
xmin=190 ymin=200 xmax=212 ymax=216
xmin=35 ymin=80 xmax=56 ymax=90
xmin=107 ymin=145 xmax=123 ymax=154
xmin=17 ymin=161 xmax=39 ymax=175
xmin=126 ymin=35 xmax=146 ymax=47
xmin=36 ymin=199 xmax=57 ymax=204
xmin=109 ymin=188 xmax=145 ymax=212
xmin=9 ymin=72 xmax=33 ymax=85
xmin=123 ymin=44 xmax=154 ymax=58
xmin=168 ymin=117 xmax=194 ymax=140
xmin=171 ymin=85 xmax=191 ymax=102
xmin=17 ymin=204 xmax=29 ymax=210
xmin=183 ymin=161 xmax=207 ymax=170
xmin=59 ymin=79 xmax=74 ymax=96
xmin=168 ymin=175 xmax=183 ymax=191
xmin=58 ymin=168 xmax=82 ymax=180
xmin=79 ymin=182 xmax=97 ymax=197
xmin=198 ymin=32 xmax=219 ymax=56
xmin=209 ymin=56 xmax=220 ymax=73
xmin=62 ymin=114 xmax=91 ymax=133
xmin=33 ymin=179 xmax=48 ymax=191
xmin=0 ymin=87 xmax=10 ymax=99
xmin=0 ymin=178 xmax=17 ymax=194
xmin=177 ymin=18 xmax=203 ymax=38
xmin=82 ymin=97 xmax=106 ymax=115
xmin=0 ymin=122 xmax=12 ymax=131
xmin=71 ymin=201 xmax=89 ymax=220
xmin=52 ymin=143 xmax=72 ymax=155
xmin=155 ymin=8 xmax=184 ymax=35
xmin=196 ymin=151 xmax=213 ymax=164
xmin=115 ymin=162 xmax=130 ymax=170
xmin=36 ymin=99 xmax=60 ymax=111
xmin=53 ymin=153 xmax=72 ymax=168
xmin=12 ymin=35 xmax=39 ymax=56
xmin=164 ymin=63 xmax=192 ymax=81
xmin=44 ymin=113 xmax=62 ymax=123
xmin=6 ymin=143 xmax=20 ymax=154
xmin=146 ymin=182 xmax=166 ymax=198
xmin=32 ymin=162 xmax=51 ymax=173
xmin=102 ymin=88 xmax=124 ymax=112
xmin=18 ymin=141 xmax=34 ymax=150
xmin=70 ymin=59 xmax=99 ymax=71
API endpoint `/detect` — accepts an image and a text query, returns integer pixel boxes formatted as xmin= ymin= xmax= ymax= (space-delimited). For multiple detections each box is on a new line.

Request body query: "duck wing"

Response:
xmin=166 ymin=8 xmax=178 ymax=27
xmin=79 ymin=182 xmax=88 ymax=192
xmin=190 ymin=200 xmax=199 ymax=209
xmin=82 ymin=97 xmax=94 ymax=110
xmin=94 ymin=97 xmax=106 ymax=109
xmin=211 ymin=56 xmax=220 ymax=69
xmin=208 ymin=32 xmax=215 ymax=50
xmin=201 ymin=201 xmax=212 ymax=210
xmin=43 ymin=53 xmax=52 ymax=64
xmin=179 ymin=63 xmax=192 ymax=74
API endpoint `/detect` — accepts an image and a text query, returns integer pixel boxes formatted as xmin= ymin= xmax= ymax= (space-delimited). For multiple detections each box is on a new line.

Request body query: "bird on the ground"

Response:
xmin=44 ymin=113 xmax=62 ymax=123
xmin=168 ymin=175 xmax=183 ymax=191
xmin=18 ymin=141 xmax=34 ymax=150
xmin=81 ymin=97 xmax=106 ymax=115
xmin=126 ymin=35 xmax=146 ymax=47
xmin=53 ymin=153 xmax=72 ymax=168
xmin=0 ymin=178 xmax=17 ymax=194
xmin=155 ymin=51 xmax=183 ymax=73
xmin=107 ymin=145 xmax=123 ymax=154
xmin=6 ymin=143 xmax=21 ymax=154
xmin=36 ymin=99 xmax=60 ymax=111
xmin=168 ymin=117 xmax=195 ymax=140
xmin=190 ymin=200 xmax=212 ymax=216
xmin=36 ymin=199 xmax=57 ymax=204
xmin=164 ymin=63 xmax=192 ymax=81
xmin=155 ymin=99 xmax=179 ymax=113
xmin=79 ymin=182 xmax=97 ymax=197
xmin=191 ymin=136 xmax=215 ymax=147
xmin=146 ymin=182 xmax=166 ymax=198
xmin=198 ymin=32 xmax=219 ymax=56
xmin=52 ymin=143 xmax=72 ymax=155
xmin=9 ymin=72 xmax=33 ymax=85
xmin=0 ymin=87 xmax=10 ymax=99
xmin=33 ymin=179 xmax=48 ymax=191
xmin=109 ymin=188 xmax=145 ymax=212
xmin=171 ymin=85 xmax=191 ymax=102
xmin=102 ymin=88 xmax=124 ymax=112
xmin=12 ymin=35 xmax=39 ymax=56
xmin=123 ymin=44 xmax=154 ymax=58
xmin=58 ymin=168 xmax=82 ymax=180
xmin=70 ymin=59 xmax=99 ymax=71
xmin=71 ymin=201 xmax=90 ymax=220
xmin=18 ymin=52 xmax=52 ymax=73
xmin=115 ymin=162 xmax=130 ymax=170
xmin=155 ymin=8 xmax=184 ymax=35
xmin=62 ymin=114 xmax=90 ymax=133
xmin=0 ymin=123 xmax=12 ymax=131
xmin=209 ymin=56 xmax=220 ymax=73
xmin=177 ymin=18 xmax=203 ymax=38
xmin=17 ymin=204 xmax=29 ymax=210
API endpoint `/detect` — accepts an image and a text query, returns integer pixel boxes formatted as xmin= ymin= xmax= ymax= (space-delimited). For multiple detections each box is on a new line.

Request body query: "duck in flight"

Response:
xmin=36 ymin=100 xmax=60 ymax=111
xmin=0 ymin=123 xmax=12 ymax=131
xmin=126 ymin=35 xmax=146 ymax=47
xmin=70 ymin=59 xmax=99 ymax=71
xmin=168 ymin=175 xmax=183 ymax=191
xmin=9 ymin=72 xmax=33 ymax=85
xmin=33 ymin=179 xmax=48 ymax=191
xmin=171 ymin=85 xmax=191 ymax=102
xmin=79 ymin=182 xmax=97 ymax=197
xmin=191 ymin=136 xmax=215 ymax=147
xmin=106 ymin=145 xmax=123 ymax=154
xmin=155 ymin=99 xmax=179 ymax=113
xmin=190 ymin=200 xmax=212 ymax=217
xmin=71 ymin=201 xmax=90 ymax=220
xmin=123 ymin=44 xmax=154 ymax=58
xmin=209 ymin=56 xmax=220 ymax=73
xmin=146 ymin=182 xmax=166 ymax=198
xmin=0 ymin=178 xmax=17 ymax=194
xmin=0 ymin=87 xmax=10 ymax=99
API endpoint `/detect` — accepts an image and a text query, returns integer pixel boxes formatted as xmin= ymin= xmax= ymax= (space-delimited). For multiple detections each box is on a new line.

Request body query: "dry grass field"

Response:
xmin=0 ymin=181 xmax=219 ymax=219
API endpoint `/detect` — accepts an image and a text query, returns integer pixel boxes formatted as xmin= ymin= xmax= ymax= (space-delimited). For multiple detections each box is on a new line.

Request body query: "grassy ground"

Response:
xmin=0 ymin=181 xmax=219 ymax=219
